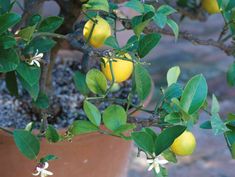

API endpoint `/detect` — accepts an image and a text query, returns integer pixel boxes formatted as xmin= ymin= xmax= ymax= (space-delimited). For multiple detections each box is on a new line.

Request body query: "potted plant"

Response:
xmin=1 ymin=0 xmax=235 ymax=177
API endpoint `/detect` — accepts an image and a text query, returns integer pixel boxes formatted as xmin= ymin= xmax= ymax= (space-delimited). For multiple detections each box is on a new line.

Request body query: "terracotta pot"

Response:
xmin=0 ymin=83 xmax=154 ymax=177
xmin=0 ymin=131 xmax=132 ymax=177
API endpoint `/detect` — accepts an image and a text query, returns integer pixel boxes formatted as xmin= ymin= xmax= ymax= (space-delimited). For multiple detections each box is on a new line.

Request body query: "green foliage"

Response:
xmin=83 ymin=0 xmax=109 ymax=12
xmin=138 ymin=33 xmax=161 ymax=58
xmin=5 ymin=71 xmax=18 ymax=96
xmin=38 ymin=16 xmax=64 ymax=32
xmin=134 ymin=64 xmax=152 ymax=101
xmin=104 ymin=36 xmax=120 ymax=49
xmin=13 ymin=130 xmax=40 ymax=160
xmin=0 ymin=35 xmax=16 ymax=49
xmin=103 ymin=105 xmax=127 ymax=131
xmin=40 ymin=154 xmax=58 ymax=163
xmin=0 ymin=13 xmax=20 ymax=35
xmin=46 ymin=125 xmax=60 ymax=143
xmin=180 ymin=74 xmax=208 ymax=115
xmin=33 ymin=91 xmax=49 ymax=109
xmin=167 ymin=66 xmax=181 ymax=86
xmin=227 ymin=62 xmax=235 ymax=86
xmin=73 ymin=70 xmax=90 ymax=95
xmin=69 ymin=120 xmax=99 ymax=135
xmin=0 ymin=48 xmax=19 ymax=72
xmin=155 ymin=125 xmax=186 ymax=156
xmin=18 ymin=25 xmax=36 ymax=42
xmin=86 ymin=69 xmax=107 ymax=95
xmin=83 ymin=100 xmax=101 ymax=126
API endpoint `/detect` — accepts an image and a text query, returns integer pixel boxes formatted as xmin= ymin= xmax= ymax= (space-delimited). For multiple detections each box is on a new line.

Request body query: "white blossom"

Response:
xmin=27 ymin=49 xmax=43 ymax=67
xmin=32 ymin=162 xmax=53 ymax=177
xmin=147 ymin=156 xmax=168 ymax=174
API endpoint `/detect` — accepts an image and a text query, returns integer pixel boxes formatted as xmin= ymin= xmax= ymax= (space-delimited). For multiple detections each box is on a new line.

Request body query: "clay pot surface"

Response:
xmin=0 ymin=131 xmax=132 ymax=177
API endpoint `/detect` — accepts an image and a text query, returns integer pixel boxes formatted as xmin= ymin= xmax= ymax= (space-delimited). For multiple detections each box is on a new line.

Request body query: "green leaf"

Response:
xmin=13 ymin=130 xmax=40 ymax=160
xmin=18 ymin=25 xmax=36 ymax=42
xmin=0 ymin=35 xmax=16 ymax=49
xmin=138 ymin=33 xmax=161 ymax=58
xmin=38 ymin=16 xmax=64 ymax=32
xmin=0 ymin=0 xmax=11 ymax=14
xmin=134 ymin=64 xmax=152 ymax=101
xmin=113 ymin=123 xmax=136 ymax=134
xmin=104 ymin=36 xmax=120 ymax=49
xmin=0 ymin=13 xmax=21 ymax=35
xmin=155 ymin=125 xmax=186 ymax=156
xmin=103 ymin=105 xmax=127 ymax=131
xmin=45 ymin=125 xmax=60 ymax=143
xmin=40 ymin=154 xmax=58 ymax=163
xmin=227 ymin=62 xmax=235 ymax=86
xmin=86 ymin=69 xmax=107 ymax=95
xmin=69 ymin=120 xmax=99 ymax=136
xmin=24 ymin=37 xmax=56 ymax=54
xmin=200 ymin=120 xmax=212 ymax=129
xmin=33 ymin=91 xmax=49 ymax=109
xmin=167 ymin=19 xmax=179 ymax=39
xmin=18 ymin=74 xmax=39 ymax=100
xmin=153 ymin=12 xmax=167 ymax=29
xmin=73 ymin=70 xmax=89 ymax=95
xmin=5 ymin=71 xmax=18 ymax=96
xmin=125 ymin=0 xmax=145 ymax=14
xmin=224 ymin=131 xmax=235 ymax=159
xmin=164 ymin=113 xmax=181 ymax=124
xmin=83 ymin=100 xmax=101 ymax=126
xmin=0 ymin=48 xmax=19 ymax=72
xmin=162 ymin=149 xmax=177 ymax=163
xmin=131 ymin=12 xmax=154 ymax=37
xmin=83 ymin=0 xmax=109 ymax=12
xmin=211 ymin=114 xmax=228 ymax=135
xmin=28 ymin=14 xmax=42 ymax=26
xmin=211 ymin=94 xmax=220 ymax=114
xmin=157 ymin=5 xmax=177 ymax=15
xmin=131 ymin=131 xmax=155 ymax=154
xmin=180 ymin=74 xmax=208 ymax=115
xmin=167 ymin=66 xmax=181 ymax=86
xmin=164 ymin=83 xmax=183 ymax=101
xmin=16 ymin=62 xmax=41 ymax=86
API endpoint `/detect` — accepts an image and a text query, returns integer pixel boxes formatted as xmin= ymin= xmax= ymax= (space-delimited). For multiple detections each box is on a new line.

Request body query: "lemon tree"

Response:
xmin=1 ymin=0 xmax=235 ymax=177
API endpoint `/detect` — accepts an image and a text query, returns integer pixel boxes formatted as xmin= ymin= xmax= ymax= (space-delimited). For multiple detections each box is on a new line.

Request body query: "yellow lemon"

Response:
xmin=202 ymin=0 xmax=220 ymax=14
xmin=83 ymin=16 xmax=111 ymax=48
xmin=101 ymin=53 xmax=133 ymax=83
xmin=171 ymin=131 xmax=196 ymax=156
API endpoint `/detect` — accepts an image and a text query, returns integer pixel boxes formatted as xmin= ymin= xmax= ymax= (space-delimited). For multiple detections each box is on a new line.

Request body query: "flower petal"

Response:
xmin=32 ymin=171 xmax=40 ymax=176
xmin=44 ymin=162 xmax=49 ymax=169
xmin=42 ymin=169 xmax=53 ymax=176
xmin=34 ymin=60 xmax=41 ymax=67
xmin=154 ymin=164 xmax=160 ymax=174
xmin=147 ymin=164 xmax=154 ymax=172
xmin=147 ymin=159 xmax=154 ymax=164
xmin=158 ymin=159 xmax=168 ymax=165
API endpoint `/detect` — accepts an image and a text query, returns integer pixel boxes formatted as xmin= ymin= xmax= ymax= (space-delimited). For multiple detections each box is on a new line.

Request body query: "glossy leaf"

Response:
xmin=103 ymin=105 xmax=127 ymax=131
xmin=0 ymin=35 xmax=16 ymax=49
xmin=40 ymin=154 xmax=58 ymax=163
xmin=0 ymin=48 xmax=19 ymax=72
xmin=180 ymin=74 xmax=208 ymax=115
xmin=13 ymin=130 xmax=40 ymax=160
xmin=45 ymin=125 xmax=60 ymax=143
xmin=83 ymin=0 xmax=109 ymax=12
xmin=227 ymin=62 xmax=235 ymax=86
xmin=38 ymin=16 xmax=64 ymax=32
xmin=18 ymin=25 xmax=36 ymax=42
xmin=134 ymin=64 xmax=152 ymax=101
xmin=104 ymin=36 xmax=120 ymax=49
xmin=83 ymin=100 xmax=101 ymax=126
xmin=138 ymin=33 xmax=161 ymax=58
xmin=33 ymin=91 xmax=49 ymax=109
xmin=155 ymin=125 xmax=186 ymax=156
xmin=0 ymin=13 xmax=21 ymax=35
xmin=5 ymin=71 xmax=18 ymax=96
xmin=69 ymin=120 xmax=99 ymax=135
xmin=167 ymin=66 xmax=180 ymax=86
xmin=73 ymin=70 xmax=89 ymax=95
xmin=86 ymin=69 xmax=107 ymax=95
